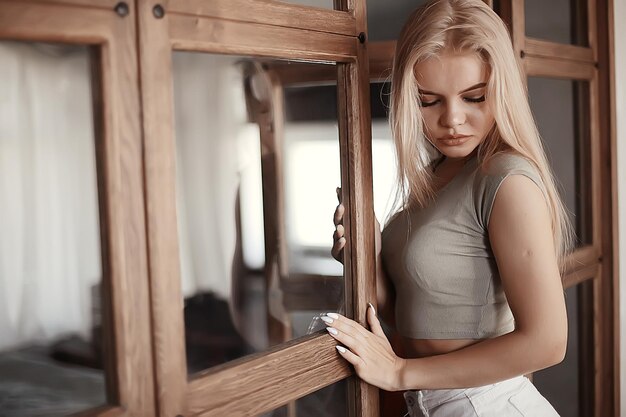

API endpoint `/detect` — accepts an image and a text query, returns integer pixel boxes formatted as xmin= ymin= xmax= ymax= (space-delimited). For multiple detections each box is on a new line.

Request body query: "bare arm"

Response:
xmin=325 ymin=175 xmax=568 ymax=391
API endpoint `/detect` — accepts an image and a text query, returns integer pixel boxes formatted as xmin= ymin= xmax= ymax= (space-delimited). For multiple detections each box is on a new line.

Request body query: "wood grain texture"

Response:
xmin=168 ymin=0 xmax=356 ymax=36
xmin=563 ymin=263 xmax=599 ymax=289
xmin=524 ymin=38 xmax=594 ymax=63
xmin=368 ymin=40 xmax=395 ymax=81
xmin=136 ymin=1 xmax=188 ymax=416
xmin=497 ymin=0 xmax=524 ymax=58
xmin=169 ymin=13 xmax=356 ymax=62
xmin=12 ymin=0 xmax=118 ymax=8
xmin=0 ymin=2 xmax=157 ymax=416
xmin=187 ymin=333 xmax=352 ymax=416
xmin=594 ymin=0 xmax=618 ymax=415
xmin=523 ymin=55 xmax=595 ymax=80
xmin=338 ymin=0 xmax=379 ymax=408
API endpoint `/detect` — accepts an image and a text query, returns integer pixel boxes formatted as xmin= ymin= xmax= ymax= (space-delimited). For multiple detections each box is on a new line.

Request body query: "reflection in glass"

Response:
xmin=0 ymin=41 xmax=106 ymax=415
xmin=528 ymin=78 xmax=591 ymax=247
xmin=263 ymin=379 xmax=348 ymax=417
xmin=533 ymin=281 xmax=594 ymax=416
xmin=367 ymin=0 xmax=429 ymax=41
xmin=171 ymin=53 xmax=344 ymax=375
xmin=525 ymin=0 xmax=588 ymax=46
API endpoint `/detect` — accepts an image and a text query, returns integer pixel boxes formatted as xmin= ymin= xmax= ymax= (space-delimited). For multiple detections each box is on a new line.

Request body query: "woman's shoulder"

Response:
xmin=478 ymin=151 xmax=538 ymax=177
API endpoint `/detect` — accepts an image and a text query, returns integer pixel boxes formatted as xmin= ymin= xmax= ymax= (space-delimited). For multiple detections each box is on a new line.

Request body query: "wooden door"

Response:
xmin=135 ymin=0 xmax=378 ymax=416
xmin=0 ymin=1 xmax=155 ymax=415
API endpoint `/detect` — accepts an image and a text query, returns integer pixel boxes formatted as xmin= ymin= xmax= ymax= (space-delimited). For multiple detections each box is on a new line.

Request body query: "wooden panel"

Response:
xmin=168 ymin=0 xmax=356 ymax=37
xmin=16 ymin=0 xmax=118 ymax=8
xmin=498 ymin=0 xmax=525 ymax=57
xmin=136 ymin=1 xmax=187 ymax=417
xmin=0 ymin=1 xmax=114 ymax=43
xmin=169 ymin=13 xmax=357 ymax=62
xmin=595 ymin=0 xmax=618 ymax=415
xmin=339 ymin=0 xmax=379 ymax=411
xmin=369 ymin=40 xmax=395 ymax=81
xmin=564 ymin=244 xmax=601 ymax=275
xmin=0 ymin=1 xmax=156 ymax=416
xmin=524 ymin=55 xmax=595 ymax=80
xmin=187 ymin=334 xmax=352 ymax=416
xmin=524 ymin=38 xmax=594 ymax=63
xmin=563 ymin=262 xmax=598 ymax=289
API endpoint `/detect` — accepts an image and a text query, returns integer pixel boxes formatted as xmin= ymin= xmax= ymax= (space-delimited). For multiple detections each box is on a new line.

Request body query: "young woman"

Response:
xmin=326 ymin=0 xmax=574 ymax=415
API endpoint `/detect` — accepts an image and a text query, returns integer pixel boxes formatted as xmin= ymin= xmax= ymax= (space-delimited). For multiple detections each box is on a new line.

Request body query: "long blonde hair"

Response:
xmin=388 ymin=0 xmax=575 ymax=271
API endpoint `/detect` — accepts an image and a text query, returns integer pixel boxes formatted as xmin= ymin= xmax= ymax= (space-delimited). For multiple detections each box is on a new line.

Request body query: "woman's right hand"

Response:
xmin=331 ymin=187 xmax=345 ymax=264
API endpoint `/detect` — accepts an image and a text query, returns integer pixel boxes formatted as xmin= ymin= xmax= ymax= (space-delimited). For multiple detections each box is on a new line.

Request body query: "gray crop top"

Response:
xmin=381 ymin=152 xmax=547 ymax=339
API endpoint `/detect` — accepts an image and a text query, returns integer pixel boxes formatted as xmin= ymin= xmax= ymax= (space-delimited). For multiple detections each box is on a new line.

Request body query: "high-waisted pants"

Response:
xmin=403 ymin=375 xmax=559 ymax=416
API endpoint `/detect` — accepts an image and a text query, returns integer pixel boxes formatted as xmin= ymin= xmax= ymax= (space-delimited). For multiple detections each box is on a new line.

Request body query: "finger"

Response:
xmin=333 ymin=204 xmax=344 ymax=226
xmin=336 ymin=187 xmax=342 ymax=204
xmin=326 ymin=326 xmax=362 ymax=353
xmin=324 ymin=313 xmax=370 ymax=341
xmin=331 ymin=238 xmax=345 ymax=261
xmin=336 ymin=345 xmax=363 ymax=367
xmin=367 ymin=303 xmax=385 ymax=338
xmin=333 ymin=224 xmax=345 ymax=240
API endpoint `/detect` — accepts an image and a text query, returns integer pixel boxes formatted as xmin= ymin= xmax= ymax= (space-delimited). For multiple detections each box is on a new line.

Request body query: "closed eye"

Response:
xmin=464 ymin=95 xmax=486 ymax=103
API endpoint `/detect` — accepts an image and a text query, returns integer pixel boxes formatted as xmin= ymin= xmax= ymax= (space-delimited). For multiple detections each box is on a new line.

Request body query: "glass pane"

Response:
xmin=0 ymin=41 xmax=107 ymax=415
xmin=171 ymin=52 xmax=344 ymax=375
xmin=367 ymin=0 xmax=429 ymax=42
xmin=274 ymin=0 xmax=334 ymax=9
xmin=262 ymin=379 xmax=348 ymax=417
xmin=528 ymin=78 xmax=591 ymax=247
xmin=533 ymin=281 xmax=594 ymax=416
xmin=525 ymin=0 xmax=588 ymax=46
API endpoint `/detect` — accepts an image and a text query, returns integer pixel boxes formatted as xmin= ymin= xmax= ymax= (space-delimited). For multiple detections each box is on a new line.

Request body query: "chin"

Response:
xmin=437 ymin=140 xmax=481 ymax=160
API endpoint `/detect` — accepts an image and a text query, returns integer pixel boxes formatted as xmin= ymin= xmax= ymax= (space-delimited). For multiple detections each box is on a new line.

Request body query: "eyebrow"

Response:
xmin=419 ymin=82 xmax=487 ymax=95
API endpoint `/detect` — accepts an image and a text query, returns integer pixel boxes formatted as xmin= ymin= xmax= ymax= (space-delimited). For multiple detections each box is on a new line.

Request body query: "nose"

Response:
xmin=440 ymin=101 xmax=466 ymax=129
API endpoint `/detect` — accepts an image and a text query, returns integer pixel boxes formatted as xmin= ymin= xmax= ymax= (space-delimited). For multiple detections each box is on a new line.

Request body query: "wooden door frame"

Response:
xmin=137 ymin=0 xmax=377 ymax=416
xmin=0 ymin=1 xmax=156 ymax=416
xmin=497 ymin=0 xmax=618 ymax=415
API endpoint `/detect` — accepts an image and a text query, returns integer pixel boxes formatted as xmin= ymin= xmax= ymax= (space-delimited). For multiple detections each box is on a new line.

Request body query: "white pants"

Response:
xmin=403 ymin=375 xmax=560 ymax=416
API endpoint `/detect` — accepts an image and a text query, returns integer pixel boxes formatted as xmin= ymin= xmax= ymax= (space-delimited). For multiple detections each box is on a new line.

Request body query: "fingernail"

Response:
xmin=368 ymin=303 xmax=376 ymax=314
xmin=327 ymin=327 xmax=338 ymax=335
xmin=320 ymin=316 xmax=333 ymax=324
xmin=336 ymin=345 xmax=346 ymax=353
xmin=327 ymin=313 xmax=339 ymax=319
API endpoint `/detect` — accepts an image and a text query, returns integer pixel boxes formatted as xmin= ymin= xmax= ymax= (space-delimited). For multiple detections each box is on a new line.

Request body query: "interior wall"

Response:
xmin=615 ymin=0 xmax=626 ymax=415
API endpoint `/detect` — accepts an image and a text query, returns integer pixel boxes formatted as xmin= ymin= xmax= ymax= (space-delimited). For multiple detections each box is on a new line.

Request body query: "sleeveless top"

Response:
xmin=380 ymin=152 xmax=547 ymax=339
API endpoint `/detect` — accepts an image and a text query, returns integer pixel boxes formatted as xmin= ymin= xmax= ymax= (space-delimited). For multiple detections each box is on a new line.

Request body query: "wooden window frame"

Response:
xmin=498 ymin=1 xmax=618 ymax=416
xmin=137 ymin=0 xmax=377 ymax=416
xmin=0 ymin=1 xmax=155 ymax=416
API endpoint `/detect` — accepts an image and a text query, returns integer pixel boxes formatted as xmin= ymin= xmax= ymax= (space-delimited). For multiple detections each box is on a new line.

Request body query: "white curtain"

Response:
xmin=0 ymin=42 xmax=102 ymax=352
xmin=172 ymin=52 xmax=258 ymax=299
xmin=0 ymin=43 xmax=263 ymax=352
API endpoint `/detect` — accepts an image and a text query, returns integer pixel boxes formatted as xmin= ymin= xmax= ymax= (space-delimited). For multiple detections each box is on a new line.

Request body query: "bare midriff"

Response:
xmin=401 ymin=337 xmax=484 ymax=358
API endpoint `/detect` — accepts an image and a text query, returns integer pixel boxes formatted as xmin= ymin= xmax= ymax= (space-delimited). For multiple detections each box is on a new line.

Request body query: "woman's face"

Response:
xmin=414 ymin=50 xmax=495 ymax=161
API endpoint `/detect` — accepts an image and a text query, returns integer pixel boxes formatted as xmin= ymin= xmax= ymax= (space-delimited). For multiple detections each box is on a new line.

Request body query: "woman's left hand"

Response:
xmin=321 ymin=304 xmax=405 ymax=391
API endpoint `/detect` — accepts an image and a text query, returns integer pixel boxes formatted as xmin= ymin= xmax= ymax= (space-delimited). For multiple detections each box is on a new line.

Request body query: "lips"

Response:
xmin=438 ymin=135 xmax=471 ymax=146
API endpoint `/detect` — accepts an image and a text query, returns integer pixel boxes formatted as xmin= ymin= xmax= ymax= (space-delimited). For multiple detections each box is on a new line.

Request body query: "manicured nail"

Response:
xmin=321 ymin=316 xmax=334 ymax=324
xmin=368 ymin=303 xmax=376 ymax=314
xmin=327 ymin=313 xmax=339 ymax=319
xmin=336 ymin=345 xmax=347 ymax=353
xmin=327 ymin=327 xmax=338 ymax=335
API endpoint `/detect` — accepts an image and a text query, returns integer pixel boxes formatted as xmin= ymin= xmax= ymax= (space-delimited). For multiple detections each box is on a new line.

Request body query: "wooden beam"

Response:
xmin=187 ymin=334 xmax=352 ymax=416
xmin=168 ymin=0 xmax=356 ymax=36
xmin=169 ymin=13 xmax=357 ymax=63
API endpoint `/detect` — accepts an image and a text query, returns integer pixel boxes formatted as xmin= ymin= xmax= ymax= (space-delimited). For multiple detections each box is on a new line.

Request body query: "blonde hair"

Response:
xmin=388 ymin=0 xmax=575 ymax=271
